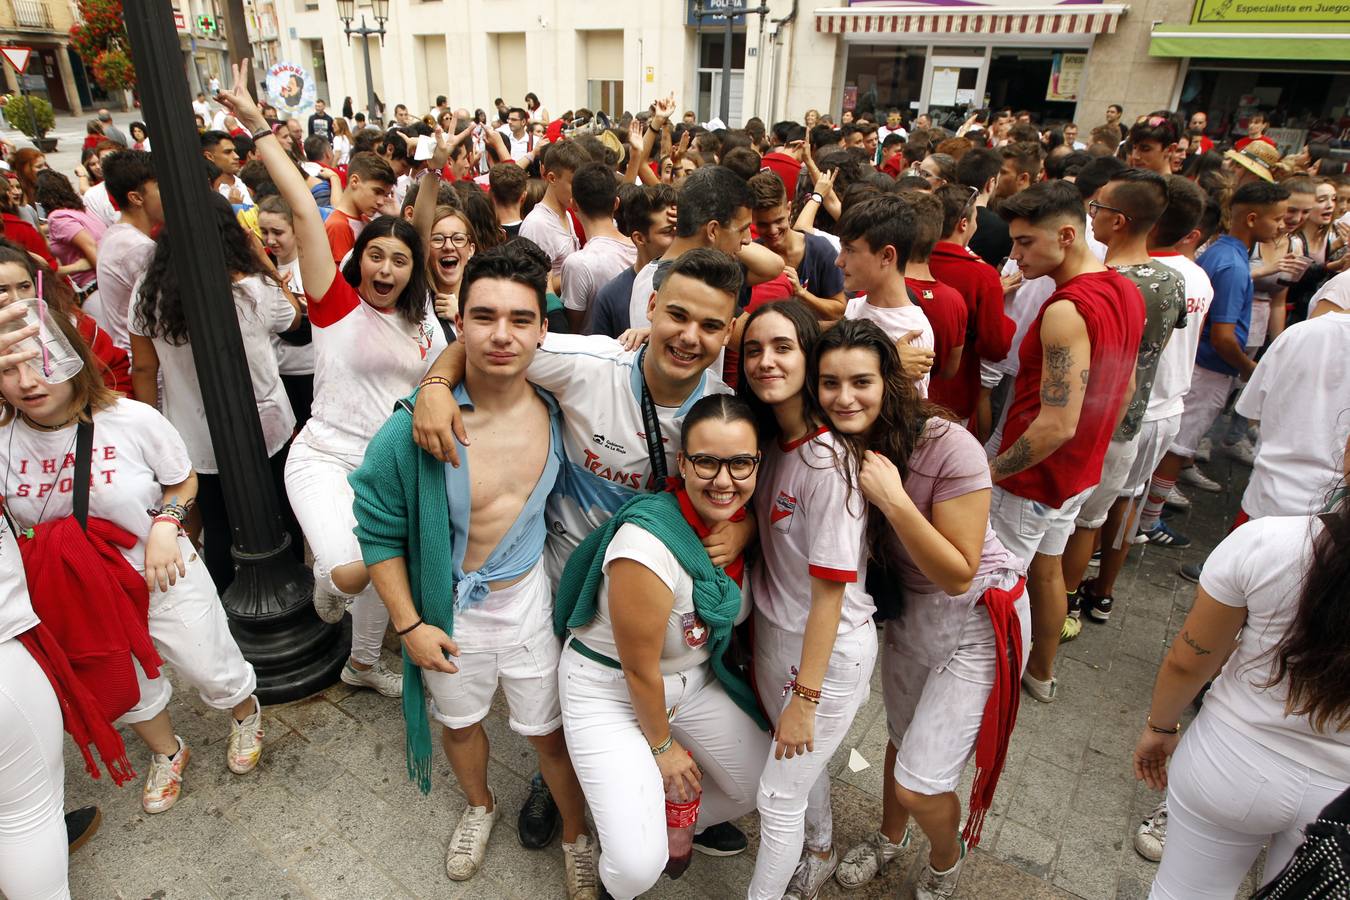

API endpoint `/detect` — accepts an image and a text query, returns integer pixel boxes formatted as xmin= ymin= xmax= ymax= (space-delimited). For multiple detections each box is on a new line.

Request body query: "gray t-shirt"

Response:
xmin=1113 ymin=261 xmax=1187 ymax=439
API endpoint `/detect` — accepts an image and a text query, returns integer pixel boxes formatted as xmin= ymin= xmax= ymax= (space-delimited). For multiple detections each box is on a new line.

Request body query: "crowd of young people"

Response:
xmin=0 ymin=63 xmax=1347 ymax=900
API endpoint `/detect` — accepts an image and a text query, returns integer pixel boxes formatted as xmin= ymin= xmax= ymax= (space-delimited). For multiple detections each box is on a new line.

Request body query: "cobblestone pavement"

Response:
xmin=64 ymin=433 xmax=1270 ymax=900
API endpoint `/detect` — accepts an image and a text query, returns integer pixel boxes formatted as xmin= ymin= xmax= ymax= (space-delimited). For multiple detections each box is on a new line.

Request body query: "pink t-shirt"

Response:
xmin=46 ymin=208 xmax=107 ymax=289
xmin=887 ymin=418 xmax=1019 ymax=592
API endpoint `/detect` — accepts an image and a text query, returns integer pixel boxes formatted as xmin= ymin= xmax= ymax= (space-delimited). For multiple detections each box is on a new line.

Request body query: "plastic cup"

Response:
xmin=0 ymin=297 xmax=84 ymax=384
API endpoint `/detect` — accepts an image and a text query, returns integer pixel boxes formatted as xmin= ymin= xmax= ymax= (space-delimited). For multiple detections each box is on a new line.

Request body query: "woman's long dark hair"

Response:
xmin=1263 ymin=489 xmax=1350 ymax=733
xmin=451 ymin=181 xmax=506 ymax=250
xmin=735 ymin=299 xmax=823 ymax=444
xmin=34 ymin=169 xmax=85 ymax=213
xmin=134 ymin=192 xmax=272 ymax=345
xmin=339 ymin=215 xmax=428 ymax=327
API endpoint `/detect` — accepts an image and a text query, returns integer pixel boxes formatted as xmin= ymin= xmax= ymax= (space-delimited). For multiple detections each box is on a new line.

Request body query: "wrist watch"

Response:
xmin=809 ymin=192 xmax=824 ymax=205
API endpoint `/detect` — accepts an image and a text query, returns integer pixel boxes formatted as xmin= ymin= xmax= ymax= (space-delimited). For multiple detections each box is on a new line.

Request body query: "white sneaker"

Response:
xmin=142 ymin=736 xmax=190 ymax=814
xmin=445 ymin=792 xmax=497 ymax=881
xmin=784 ymin=848 xmax=839 ymax=900
xmin=562 ymin=833 xmax=600 ymax=900
xmin=1194 ymin=436 xmax=1212 ymax=463
xmin=1178 ymin=466 xmax=1223 ymax=493
xmin=340 ymin=660 xmax=403 ymax=698
xmin=1133 ymin=801 xmax=1167 ymax=862
xmin=1021 ymin=671 xmax=1057 ymax=703
xmin=835 ymin=828 xmax=909 ymax=889
xmin=1163 ymin=486 xmax=1190 ymax=510
xmin=1225 ymin=436 xmax=1256 ymax=467
xmin=312 ymin=581 xmax=349 ymax=624
xmin=915 ymin=838 xmax=967 ymax=900
xmin=227 ymin=696 xmax=264 ymax=774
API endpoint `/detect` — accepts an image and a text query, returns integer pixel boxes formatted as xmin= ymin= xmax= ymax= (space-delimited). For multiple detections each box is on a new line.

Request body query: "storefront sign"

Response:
xmin=1190 ymin=0 xmax=1350 ymax=25
xmin=1265 ymin=127 xmax=1307 ymax=156
xmin=1046 ymin=52 xmax=1085 ymax=102
xmin=686 ymin=0 xmax=747 ymax=26
xmin=265 ymin=61 xmax=315 ymax=117
xmin=931 ymin=67 xmax=961 ymax=107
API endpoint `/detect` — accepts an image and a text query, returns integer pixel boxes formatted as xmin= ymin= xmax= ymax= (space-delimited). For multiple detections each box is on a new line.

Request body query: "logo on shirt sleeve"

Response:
xmin=681 ymin=612 xmax=709 ymax=649
xmin=771 ymin=490 xmax=797 ymax=533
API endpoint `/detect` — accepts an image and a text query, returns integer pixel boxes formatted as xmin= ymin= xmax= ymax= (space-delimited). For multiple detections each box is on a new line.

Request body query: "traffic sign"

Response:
xmin=1 ymin=46 xmax=32 ymax=75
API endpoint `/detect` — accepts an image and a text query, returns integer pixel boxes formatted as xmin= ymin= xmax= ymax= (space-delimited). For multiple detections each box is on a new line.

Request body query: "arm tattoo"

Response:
xmin=991 ymin=435 xmax=1033 ymax=479
xmin=1040 ymin=343 xmax=1073 ymax=407
xmin=1179 ymin=630 xmax=1212 ymax=656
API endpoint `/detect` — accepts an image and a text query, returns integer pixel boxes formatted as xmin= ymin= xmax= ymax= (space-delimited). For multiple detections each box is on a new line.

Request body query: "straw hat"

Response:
xmin=1224 ymin=140 xmax=1280 ymax=183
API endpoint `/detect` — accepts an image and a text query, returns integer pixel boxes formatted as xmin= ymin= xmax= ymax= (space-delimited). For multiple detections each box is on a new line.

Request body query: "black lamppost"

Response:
xmin=336 ymin=0 xmax=389 ymax=126
xmin=123 ymin=5 xmax=350 ymax=703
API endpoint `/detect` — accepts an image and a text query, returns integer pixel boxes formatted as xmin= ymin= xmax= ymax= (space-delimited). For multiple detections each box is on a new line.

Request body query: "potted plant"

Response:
xmin=4 ymin=94 xmax=57 ymax=152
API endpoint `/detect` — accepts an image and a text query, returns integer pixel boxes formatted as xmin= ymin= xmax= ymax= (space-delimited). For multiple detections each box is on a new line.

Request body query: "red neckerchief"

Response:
xmin=673 ymin=485 xmax=745 ymax=587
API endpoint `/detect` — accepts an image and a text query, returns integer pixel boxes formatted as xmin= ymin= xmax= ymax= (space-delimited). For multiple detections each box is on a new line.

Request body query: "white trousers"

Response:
xmin=0 ymin=639 xmax=69 ymax=900
xmin=284 ymin=433 xmax=388 ymax=665
xmin=1152 ymin=711 xmax=1348 ymax=900
xmin=119 ymin=536 xmax=257 ymax=723
xmin=747 ymin=613 xmax=878 ymax=900
xmin=559 ymin=644 xmax=769 ymax=900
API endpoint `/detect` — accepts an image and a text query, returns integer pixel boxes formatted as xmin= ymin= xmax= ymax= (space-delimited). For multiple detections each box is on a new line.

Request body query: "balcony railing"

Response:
xmin=11 ymin=0 xmax=53 ymax=29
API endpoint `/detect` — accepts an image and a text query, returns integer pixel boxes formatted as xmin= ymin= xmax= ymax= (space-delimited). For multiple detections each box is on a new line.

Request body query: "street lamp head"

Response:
xmin=371 ymin=0 xmax=390 ymax=22
xmin=336 ymin=0 xmax=354 ymax=22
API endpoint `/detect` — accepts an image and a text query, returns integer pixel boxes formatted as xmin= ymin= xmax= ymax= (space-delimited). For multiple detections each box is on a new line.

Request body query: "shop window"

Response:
xmin=843 ymin=44 xmax=925 ymax=120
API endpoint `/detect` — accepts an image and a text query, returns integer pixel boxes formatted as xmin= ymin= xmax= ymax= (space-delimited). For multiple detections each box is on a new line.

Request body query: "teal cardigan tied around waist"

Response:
xmin=554 ymin=491 xmax=769 ymax=731
xmin=349 ymin=392 xmax=459 ymax=794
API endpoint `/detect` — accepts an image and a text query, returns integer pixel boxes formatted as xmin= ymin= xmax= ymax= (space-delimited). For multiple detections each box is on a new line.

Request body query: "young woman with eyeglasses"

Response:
xmin=554 ymin=394 xmax=770 ymax=898
xmin=738 ymin=300 xmax=879 ymax=900
xmin=818 ymin=318 xmax=1029 ymax=899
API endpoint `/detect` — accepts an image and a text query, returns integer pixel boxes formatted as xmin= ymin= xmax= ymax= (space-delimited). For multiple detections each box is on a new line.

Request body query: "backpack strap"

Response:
xmin=73 ymin=414 xmax=93 ymax=532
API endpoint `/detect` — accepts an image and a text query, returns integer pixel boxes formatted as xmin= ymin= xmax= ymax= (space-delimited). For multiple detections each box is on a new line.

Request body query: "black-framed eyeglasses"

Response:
xmin=430 ymin=233 xmax=472 ymax=249
xmin=1088 ymin=200 xmax=1133 ymax=222
xmin=684 ymin=453 xmax=760 ymax=481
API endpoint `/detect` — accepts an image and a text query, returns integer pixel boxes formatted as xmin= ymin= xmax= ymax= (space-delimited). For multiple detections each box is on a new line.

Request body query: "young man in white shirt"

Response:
xmin=91 ymin=150 xmax=162 ymax=351
xmin=496 ymin=107 xmax=534 ymax=163
xmin=561 ymin=162 xmax=636 ymax=331
xmin=837 ymin=194 xmax=936 ymax=396
xmin=519 ymin=140 xmax=587 ymax=293
xmin=412 ymin=248 xmax=759 ymax=864
xmin=201 ymin=130 xmax=253 ymax=206
xmin=354 ymin=241 xmax=597 ymax=898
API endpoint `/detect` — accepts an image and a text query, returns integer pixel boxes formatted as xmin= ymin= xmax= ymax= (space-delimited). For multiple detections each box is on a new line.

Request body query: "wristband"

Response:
xmin=251 ymin=126 xmax=274 ymax=143
xmin=1147 ymin=716 xmax=1180 ymax=735
xmin=808 ymin=192 xmax=824 ymax=205
xmin=419 ymin=376 xmax=453 ymax=391
xmin=791 ymin=683 xmax=822 ymax=704
xmin=395 ymin=617 xmax=424 ymax=637
xmin=152 ymin=515 xmax=185 ymax=532
xmin=651 ymin=734 xmax=674 ymax=756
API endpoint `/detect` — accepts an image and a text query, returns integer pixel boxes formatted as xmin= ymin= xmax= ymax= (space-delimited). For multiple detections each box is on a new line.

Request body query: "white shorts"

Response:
xmin=989 ymin=484 xmax=1095 ymax=563
xmin=120 ymin=537 xmax=257 ymax=724
xmin=1172 ymin=366 xmax=1235 ymax=458
xmin=1123 ymin=414 xmax=1182 ymax=499
xmin=882 ymin=581 xmax=1030 ymax=795
xmin=424 ymin=569 xmax=562 ymax=736
xmin=1074 ymin=435 xmax=1142 ymax=530
xmin=284 ymin=432 xmax=363 ymax=593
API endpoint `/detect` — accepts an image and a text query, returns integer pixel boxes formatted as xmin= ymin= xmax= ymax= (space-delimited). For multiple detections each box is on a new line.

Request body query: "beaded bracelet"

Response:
xmin=650 ymin=734 xmax=674 ymax=756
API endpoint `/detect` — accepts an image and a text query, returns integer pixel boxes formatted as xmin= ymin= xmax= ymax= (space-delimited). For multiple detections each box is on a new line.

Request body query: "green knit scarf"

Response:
xmin=555 ymin=491 xmax=768 ymax=730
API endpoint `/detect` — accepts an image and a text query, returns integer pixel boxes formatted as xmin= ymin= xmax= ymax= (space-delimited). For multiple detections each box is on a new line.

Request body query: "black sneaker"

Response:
xmin=66 ymin=805 xmax=101 ymax=854
xmin=1066 ymin=587 xmax=1083 ymax=620
xmin=693 ymin=821 xmax=748 ymax=856
xmin=1178 ymin=562 xmax=1203 ymax=584
xmin=517 ymin=771 xmax=560 ymax=849
xmin=1082 ymin=582 xmax=1114 ymax=623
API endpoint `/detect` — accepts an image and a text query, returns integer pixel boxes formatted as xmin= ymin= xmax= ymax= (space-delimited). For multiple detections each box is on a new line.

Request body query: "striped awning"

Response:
xmin=814 ymin=5 xmax=1126 ymax=35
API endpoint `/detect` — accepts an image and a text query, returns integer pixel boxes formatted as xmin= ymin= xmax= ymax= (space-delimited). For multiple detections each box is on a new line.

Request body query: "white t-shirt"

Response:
xmin=0 ymin=399 xmax=193 ymax=572
xmin=561 ymin=236 xmax=637 ymax=318
xmin=751 ymin=428 xmax=874 ymax=634
xmin=130 ymin=274 xmax=296 ymax=474
xmin=192 ymin=99 xmax=211 ymax=121
xmin=1312 ymin=269 xmax=1350 ymax=312
xmin=82 ymin=181 xmax=117 ymax=228
xmin=572 ymin=523 xmax=711 ymax=675
xmin=302 ymin=276 xmax=447 ymax=463
xmin=1146 ymin=252 xmax=1215 ymax=422
xmin=1235 ymin=314 xmax=1350 ymax=518
xmin=92 ymin=222 xmax=156 ymax=352
xmin=844 ymin=295 xmax=935 ymax=397
xmin=216 ymin=177 xmax=253 ymax=207
xmin=1200 ymin=516 xmax=1350 ymax=777
xmin=271 ymin=259 xmax=314 ymax=376
xmin=519 ymin=203 xmax=579 ymax=277
xmin=627 ymin=259 xmax=660 ymax=330
xmin=0 ymin=513 xmax=38 ymax=643
xmin=496 ymin=126 xmax=533 ymax=163
xmin=524 ymin=333 xmax=730 ymax=580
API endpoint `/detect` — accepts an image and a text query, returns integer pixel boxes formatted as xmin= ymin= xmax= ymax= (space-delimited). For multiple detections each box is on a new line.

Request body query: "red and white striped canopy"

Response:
xmin=815 ymin=6 xmax=1124 ymax=35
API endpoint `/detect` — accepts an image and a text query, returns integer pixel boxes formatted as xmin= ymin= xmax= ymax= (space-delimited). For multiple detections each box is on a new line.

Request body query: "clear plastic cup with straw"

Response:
xmin=0 ymin=271 xmax=84 ymax=384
